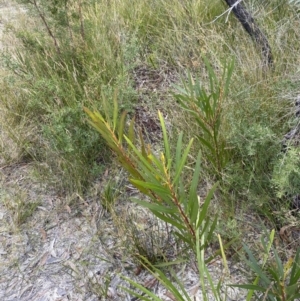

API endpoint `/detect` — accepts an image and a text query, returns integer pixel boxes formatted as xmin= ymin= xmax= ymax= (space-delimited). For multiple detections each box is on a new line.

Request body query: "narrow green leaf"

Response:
xmin=196 ymin=182 xmax=218 ymax=229
xmin=128 ymin=179 xmax=152 ymax=196
xmin=147 ymin=152 xmax=167 ymax=177
xmin=101 ymin=92 xmax=111 ymax=125
xmin=224 ymin=59 xmax=235 ymax=97
xmin=121 ymin=278 xmax=163 ymax=301
xmin=290 ymin=248 xmax=300 ymax=284
xmin=266 ymin=266 xmax=280 ymax=283
xmin=94 ymin=110 xmax=107 ymax=123
xmin=187 ymin=71 xmax=195 ymax=99
xmin=130 ymin=180 xmax=171 ymax=200
xmin=264 ymin=230 xmax=275 ymax=261
xmin=290 ymin=293 xmax=300 ymax=300
xmin=113 ymin=90 xmax=118 ymax=132
xmin=198 ymin=218 xmax=213 ymax=249
xmin=290 ymin=267 xmax=300 ymax=286
xmin=139 ymin=256 xmax=188 ymax=301
xmin=203 ymin=94 xmax=213 ymax=118
xmin=152 ymin=211 xmax=186 ymax=231
xmin=203 ymin=215 xmax=218 ymax=247
xmin=158 ymin=111 xmax=170 ymax=162
xmin=124 ymin=136 xmax=157 ymax=178
xmin=118 ymin=156 xmax=142 ymax=180
xmin=85 ymin=118 xmax=120 ymax=153
xmin=167 ymin=268 xmax=192 ymax=301
xmin=196 ymin=222 xmax=208 ymax=301
xmin=131 ymin=198 xmax=176 ymax=214
xmin=154 ymin=259 xmax=186 ymax=268
xmin=118 ymin=111 xmax=127 ymax=144
xmin=204 ymin=265 xmax=222 ymax=301
xmin=139 ymin=129 xmax=148 ymax=160
xmin=243 ymin=244 xmax=271 ymax=285
xmin=274 ymin=249 xmax=284 ymax=279
xmin=178 ymin=179 xmax=187 ymax=205
xmin=197 ymin=135 xmax=214 ymax=152
xmin=188 ymin=151 xmax=201 ymax=223
xmin=175 ymin=132 xmax=183 ymax=176
xmin=285 ymin=283 xmax=299 ymax=297
xmin=172 ymin=138 xmax=194 ymax=185
xmin=173 ymin=84 xmax=189 ymax=97
xmin=203 ymin=56 xmax=218 ymax=92
xmin=195 ymin=118 xmax=213 ymax=138
xmin=204 ymin=237 xmax=237 ymax=264
xmin=174 ymin=231 xmax=194 ymax=247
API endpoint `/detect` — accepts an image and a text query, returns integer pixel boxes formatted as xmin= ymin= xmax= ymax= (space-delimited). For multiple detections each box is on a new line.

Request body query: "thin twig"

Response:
xmin=206 ymin=0 xmax=244 ymax=24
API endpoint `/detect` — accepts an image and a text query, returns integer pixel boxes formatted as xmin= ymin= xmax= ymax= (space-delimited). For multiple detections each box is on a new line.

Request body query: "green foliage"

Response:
xmin=231 ymin=230 xmax=300 ymax=301
xmin=2 ymin=0 xmax=298 ymax=201
xmin=227 ymin=122 xmax=280 ymax=193
xmin=272 ymin=147 xmax=300 ymax=198
xmin=174 ymin=58 xmax=234 ymax=176
xmin=1 ymin=190 xmax=41 ymax=226
xmin=1 ymin=0 xmax=300 ymax=299
xmin=84 ymin=97 xmax=218 ymax=251
xmin=222 ymin=88 xmax=285 ymax=215
xmin=1 ymin=0 xmax=137 ymax=192
xmin=120 ymin=230 xmax=226 ymax=301
xmin=101 ymin=180 xmax=120 ymax=212
xmin=15 ymin=201 xmax=40 ymax=225
xmin=124 ymin=215 xmax=172 ymax=268
xmin=121 ymin=259 xmax=196 ymax=301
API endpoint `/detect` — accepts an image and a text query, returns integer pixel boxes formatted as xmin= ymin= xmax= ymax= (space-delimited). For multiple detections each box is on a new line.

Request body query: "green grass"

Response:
xmin=1 ymin=0 xmax=300 ymax=299
xmin=1 ymin=188 xmax=41 ymax=227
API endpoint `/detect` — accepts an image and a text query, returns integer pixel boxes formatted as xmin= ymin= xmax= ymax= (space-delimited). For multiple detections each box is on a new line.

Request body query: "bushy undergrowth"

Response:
xmin=1 ymin=0 xmax=300 ymax=299
xmin=1 ymin=0 xmax=299 ymax=198
xmin=1 ymin=0 xmax=139 ymax=192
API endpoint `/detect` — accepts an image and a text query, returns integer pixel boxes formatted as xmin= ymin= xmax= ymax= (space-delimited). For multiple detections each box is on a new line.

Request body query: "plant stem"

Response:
xmin=31 ymin=0 xmax=61 ymax=55
xmin=169 ymin=184 xmax=196 ymax=241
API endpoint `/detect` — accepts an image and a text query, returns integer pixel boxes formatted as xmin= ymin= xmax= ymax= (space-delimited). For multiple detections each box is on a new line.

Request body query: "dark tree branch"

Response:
xmin=222 ymin=0 xmax=273 ymax=69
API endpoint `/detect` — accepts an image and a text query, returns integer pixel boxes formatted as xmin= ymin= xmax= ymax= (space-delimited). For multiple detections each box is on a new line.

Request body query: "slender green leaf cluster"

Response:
xmin=121 ymin=226 xmax=227 ymax=301
xmin=84 ymin=97 xmax=218 ymax=250
xmin=84 ymin=88 xmax=226 ymax=300
xmin=174 ymin=58 xmax=234 ymax=175
xmin=231 ymin=230 xmax=300 ymax=301
xmin=122 ymin=255 xmax=194 ymax=301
